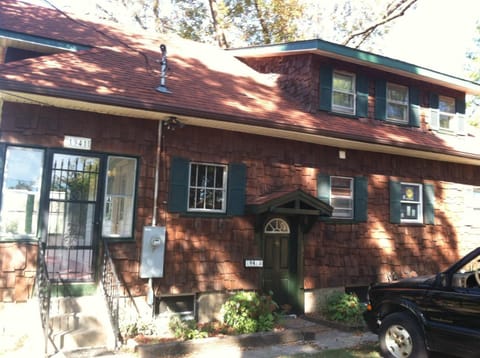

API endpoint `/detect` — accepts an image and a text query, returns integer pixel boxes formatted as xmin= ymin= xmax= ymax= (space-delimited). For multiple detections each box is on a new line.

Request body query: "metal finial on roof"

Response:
xmin=156 ymin=44 xmax=171 ymax=94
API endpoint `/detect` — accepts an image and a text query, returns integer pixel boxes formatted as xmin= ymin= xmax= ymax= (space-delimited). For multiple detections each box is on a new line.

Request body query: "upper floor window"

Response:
xmin=439 ymin=96 xmax=456 ymax=132
xmin=0 ymin=146 xmax=44 ymax=240
xmin=387 ymin=83 xmax=409 ymax=123
xmin=332 ymin=71 xmax=356 ymax=115
xmin=330 ymin=176 xmax=354 ymax=219
xmin=189 ymin=162 xmax=227 ymax=212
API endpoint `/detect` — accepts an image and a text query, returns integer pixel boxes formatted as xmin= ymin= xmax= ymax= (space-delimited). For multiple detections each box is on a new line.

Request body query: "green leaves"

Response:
xmin=221 ymin=291 xmax=279 ymax=334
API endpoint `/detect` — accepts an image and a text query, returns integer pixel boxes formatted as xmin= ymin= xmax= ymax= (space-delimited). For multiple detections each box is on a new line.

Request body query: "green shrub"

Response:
xmin=168 ymin=315 xmax=208 ymax=340
xmin=324 ymin=292 xmax=364 ymax=325
xmin=221 ymin=291 xmax=279 ymax=334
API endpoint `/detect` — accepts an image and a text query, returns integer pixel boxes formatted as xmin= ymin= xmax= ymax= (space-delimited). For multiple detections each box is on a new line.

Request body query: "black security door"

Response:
xmin=43 ymin=152 xmax=102 ymax=282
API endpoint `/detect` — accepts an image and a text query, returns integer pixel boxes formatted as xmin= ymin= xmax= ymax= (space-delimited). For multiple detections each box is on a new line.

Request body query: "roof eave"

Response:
xmin=228 ymin=39 xmax=480 ymax=96
xmin=1 ymin=89 xmax=480 ymax=167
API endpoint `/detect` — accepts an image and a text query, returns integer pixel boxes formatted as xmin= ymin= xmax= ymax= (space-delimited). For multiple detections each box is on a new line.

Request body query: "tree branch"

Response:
xmin=342 ymin=0 xmax=418 ymax=48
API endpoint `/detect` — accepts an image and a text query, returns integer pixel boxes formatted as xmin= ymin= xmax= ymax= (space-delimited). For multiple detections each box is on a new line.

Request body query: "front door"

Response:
xmin=43 ymin=152 xmax=102 ymax=282
xmin=262 ymin=218 xmax=299 ymax=311
xmin=263 ymin=234 xmax=291 ymax=305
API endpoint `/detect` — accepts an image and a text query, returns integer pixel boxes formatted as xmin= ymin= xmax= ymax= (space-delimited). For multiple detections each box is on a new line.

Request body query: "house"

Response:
xmin=1 ymin=0 xmax=480 ymax=334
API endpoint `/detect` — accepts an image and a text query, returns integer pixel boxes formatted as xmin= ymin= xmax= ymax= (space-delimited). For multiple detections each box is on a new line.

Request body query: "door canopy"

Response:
xmin=246 ymin=189 xmax=333 ymax=233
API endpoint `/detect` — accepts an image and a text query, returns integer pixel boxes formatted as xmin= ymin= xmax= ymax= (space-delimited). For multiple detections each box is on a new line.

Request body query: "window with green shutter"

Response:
xmin=317 ymin=174 xmax=367 ymax=222
xmin=389 ymin=180 xmax=434 ymax=225
xmin=168 ymin=157 xmax=246 ymax=216
xmin=319 ymin=67 xmax=368 ymax=117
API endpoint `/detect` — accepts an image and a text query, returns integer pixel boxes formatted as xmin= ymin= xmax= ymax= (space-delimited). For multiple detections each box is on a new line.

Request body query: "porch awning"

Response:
xmin=246 ymin=188 xmax=333 ymax=217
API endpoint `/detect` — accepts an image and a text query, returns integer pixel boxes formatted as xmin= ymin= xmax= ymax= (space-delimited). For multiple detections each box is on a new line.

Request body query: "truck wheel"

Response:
xmin=379 ymin=312 xmax=428 ymax=358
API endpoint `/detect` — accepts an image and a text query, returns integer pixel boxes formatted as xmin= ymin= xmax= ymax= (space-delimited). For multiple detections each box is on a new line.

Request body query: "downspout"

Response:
xmin=152 ymin=119 xmax=163 ymax=227
xmin=146 ymin=119 xmax=163 ymax=309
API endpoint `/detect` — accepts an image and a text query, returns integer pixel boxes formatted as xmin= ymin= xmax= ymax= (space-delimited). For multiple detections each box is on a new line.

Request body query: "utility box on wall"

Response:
xmin=140 ymin=226 xmax=166 ymax=278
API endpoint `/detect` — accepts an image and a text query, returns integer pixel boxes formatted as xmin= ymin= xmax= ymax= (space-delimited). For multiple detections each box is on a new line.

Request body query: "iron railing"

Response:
xmin=36 ymin=242 xmax=55 ymax=356
xmin=100 ymin=239 xmax=139 ymax=348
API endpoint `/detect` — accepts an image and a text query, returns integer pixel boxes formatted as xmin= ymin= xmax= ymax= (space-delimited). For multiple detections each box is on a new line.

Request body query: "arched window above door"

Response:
xmin=264 ymin=218 xmax=290 ymax=234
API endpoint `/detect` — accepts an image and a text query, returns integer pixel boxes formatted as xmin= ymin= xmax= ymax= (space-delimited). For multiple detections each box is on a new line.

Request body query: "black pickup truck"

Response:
xmin=364 ymin=247 xmax=480 ymax=358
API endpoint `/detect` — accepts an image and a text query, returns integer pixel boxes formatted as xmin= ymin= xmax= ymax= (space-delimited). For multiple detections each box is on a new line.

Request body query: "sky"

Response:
xmin=379 ymin=0 xmax=479 ymax=77
xmin=21 ymin=0 xmax=480 ymax=79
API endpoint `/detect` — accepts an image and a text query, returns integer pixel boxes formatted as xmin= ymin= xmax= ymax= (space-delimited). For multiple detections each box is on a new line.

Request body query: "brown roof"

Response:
xmin=0 ymin=0 xmax=479 ymax=162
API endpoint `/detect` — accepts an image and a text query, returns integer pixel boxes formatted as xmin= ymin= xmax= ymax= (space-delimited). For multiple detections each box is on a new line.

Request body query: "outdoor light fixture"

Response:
xmin=163 ymin=116 xmax=183 ymax=130
xmin=339 ymin=149 xmax=346 ymax=159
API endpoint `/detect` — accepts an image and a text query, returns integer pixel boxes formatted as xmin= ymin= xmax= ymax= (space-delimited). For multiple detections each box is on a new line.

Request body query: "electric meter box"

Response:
xmin=140 ymin=226 xmax=166 ymax=278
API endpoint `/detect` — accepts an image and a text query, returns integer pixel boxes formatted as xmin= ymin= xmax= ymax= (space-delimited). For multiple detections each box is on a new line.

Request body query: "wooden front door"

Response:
xmin=263 ymin=234 xmax=292 ymax=307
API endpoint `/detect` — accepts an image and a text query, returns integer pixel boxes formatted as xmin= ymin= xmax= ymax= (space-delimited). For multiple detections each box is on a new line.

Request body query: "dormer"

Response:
xmin=229 ymin=39 xmax=480 ymax=137
xmin=0 ymin=29 xmax=90 ymax=64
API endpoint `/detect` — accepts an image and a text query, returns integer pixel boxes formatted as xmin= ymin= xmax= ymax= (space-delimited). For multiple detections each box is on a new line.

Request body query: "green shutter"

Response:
xmin=167 ymin=157 xmax=189 ymax=213
xmin=227 ymin=163 xmax=246 ymax=216
xmin=409 ymin=86 xmax=420 ymax=127
xmin=389 ymin=180 xmax=401 ymax=224
xmin=356 ymin=74 xmax=369 ymax=118
xmin=430 ymin=93 xmax=439 ymax=109
xmin=319 ymin=66 xmax=332 ymax=111
xmin=455 ymin=97 xmax=466 ymax=114
xmin=423 ymin=184 xmax=435 ymax=225
xmin=375 ymin=79 xmax=386 ymax=120
xmin=354 ymin=176 xmax=368 ymax=222
xmin=317 ymin=174 xmax=331 ymax=203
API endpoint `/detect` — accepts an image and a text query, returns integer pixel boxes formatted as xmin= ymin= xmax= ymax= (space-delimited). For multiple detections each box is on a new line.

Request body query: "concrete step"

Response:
xmin=48 ymin=295 xmax=116 ymax=353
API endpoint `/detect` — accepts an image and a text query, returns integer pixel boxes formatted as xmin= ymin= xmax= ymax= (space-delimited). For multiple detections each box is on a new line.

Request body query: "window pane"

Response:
xmin=188 ymin=163 xmax=226 ymax=212
xmin=401 ymin=184 xmax=419 ymax=202
xmin=333 ymin=92 xmax=354 ymax=109
xmin=333 ymin=73 xmax=354 ymax=92
xmin=102 ymin=157 xmax=136 ymax=238
xmin=0 ymin=147 xmax=44 ymax=239
xmin=439 ymin=114 xmax=453 ymax=130
xmin=401 ymin=203 xmax=419 ymax=220
xmin=439 ymin=97 xmax=455 ymax=113
xmin=330 ymin=176 xmax=353 ymax=219
xmin=387 ymin=103 xmax=407 ymax=121
xmin=387 ymin=86 xmax=407 ymax=102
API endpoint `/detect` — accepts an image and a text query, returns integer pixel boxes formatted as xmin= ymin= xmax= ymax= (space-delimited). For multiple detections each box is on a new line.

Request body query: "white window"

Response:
xmin=400 ymin=183 xmax=423 ymax=223
xmin=464 ymin=187 xmax=480 ymax=227
xmin=330 ymin=176 xmax=354 ymax=219
xmin=102 ymin=156 xmax=137 ymax=238
xmin=387 ymin=83 xmax=409 ymax=123
xmin=188 ymin=163 xmax=227 ymax=212
xmin=439 ymin=96 xmax=455 ymax=131
xmin=332 ymin=71 xmax=356 ymax=115
xmin=0 ymin=146 xmax=44 ymax=239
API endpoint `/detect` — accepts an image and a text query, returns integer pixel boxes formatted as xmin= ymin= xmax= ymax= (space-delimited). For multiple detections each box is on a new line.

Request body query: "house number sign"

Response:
xmin=64 ymin=135 xmax=92 ymax=150
xmin=244 ymin=258 xmax=263 ymax=268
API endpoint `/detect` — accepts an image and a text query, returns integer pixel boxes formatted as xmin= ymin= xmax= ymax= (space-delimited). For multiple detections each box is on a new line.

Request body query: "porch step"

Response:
xmin=48 ymin=295 xmax=115 ymax=353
